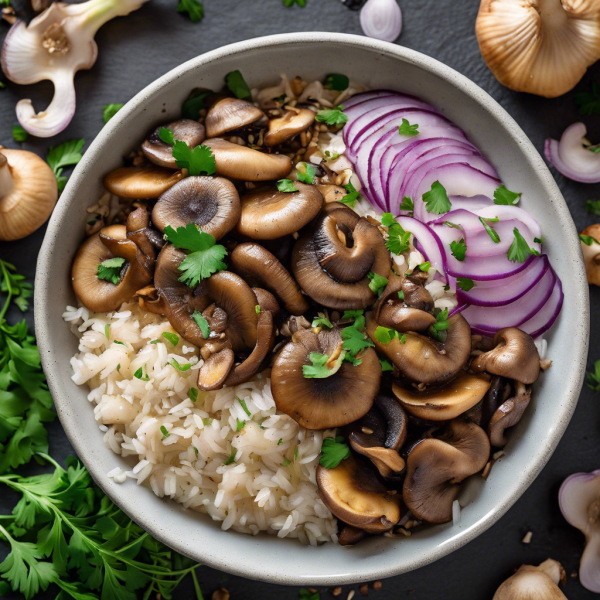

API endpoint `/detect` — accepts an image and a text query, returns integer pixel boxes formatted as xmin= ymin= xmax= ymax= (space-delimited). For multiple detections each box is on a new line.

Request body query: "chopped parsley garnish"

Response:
xmin=172 ymin=140 xmax=216 ymax=176
xmin=113 ymin=340 xmax=126 ymax=346
xmin=46 ymin=138 xmax=85 ymax=192
xmin=202 ymin=417 xmax=213 ymax=426
xmin=580 ymin=234 xmax=599 ymax=246
xmin=162 ymin=331 xmax=179 ymax=346
xmin=588 ymin=200 xmax=600 ymax=218
xmin=398 ymin=290 xmax=405 ymax=300
xmin=302 ymin=352 xmax=339 ymax=378
xmin=430 ymin=308 xmax=449 ymax=341
xmin=297 ymin=163 xmax=317 ymax=184
xmin=97 ymin=257 xmax=125 ymax=285
xmin=102 ymin=103 xmax=123 ymax=124
xmin=493 ymin=185 xmax=521 ymax=205
xmin=368 ymin=272 xmax=388 ymax=295
xmin=575 ymin=83 xmax=600 ymax=115
xmin=382 ymin=213 xmax=411 ymax=255
xmin=277 ymin=179 xmax=298 ymax=193
xmin=189 ymin=387 xmax=199 ymax=402
xmin=479 ymin=217 xmax=501 ymax=243
xmin=319 ymin=436 xmax=351 ymax=469
xmin=457 ymin=277 xmax=475 ymax=292
xmin=117 ymin=363 xmax=121 ymax=371
xmin=340 ymin=181 xmax=361 ymax=208
xmin=225 ymin=69 xmax=251 ymax=99
xmin=534 ymin=237 xmax=543 ymax=244
xmin=164 ymin=223 xmax=227 ymax=287
xmin=159 ymin=127 xmax=175 ymax=145
xmin=278 ymin=438 xmax=283 ymax=446
xmin=419 ymin=261 xmax=431 ymax=272
xmin=134 ymin=366 xmax=150 ymax=381
xmin=324 ymin=150 xmax=340 ymax=161
xmin=224 ymin=449 xmax=237 ymax=465
xmin=586 ymin=359 xmax=600 ymax=391
xmin=342 ymin=309 xmax=364 ymax=321
xmin=170 ymin=358 xmax=191 ymax=372
xmin=12 ymin=125 xmax=27 ymax=142
xmin=281 ymin=458 xmax=292 ymax=466
xmin=299 ymin=589 xmax=320 ymax=600
xmin=255 ymin=305 xmax=261 ymax=314
xmin=312 ymin=313 xmax=333 ymax=329
xmin=423 ymin=180 xmax=451 ymax=214
xmin=341 ymin=315 xmax=374 ymax=356
xmin=344 ymin=353 xmax=362 ymax=366
xmin=193 ymin=445 xmax=199 ymax=457
xmin=181 ymin=89 xmax=212 ymax=120
xmin=236 ymin=419 xmax=246 ymax=432
xmin=192 ymin=310 xmax=211 ymax=338
xmin=283 ymin=0 xmax=306 ymax=5
xmin=150 ymin=339 xmax=160 ymax=344
xmin=237 ymin=396 xmax=252 ymax=417
xmin=399 ymin=196 xmax=414 ymax=215
xmin=104 ymin=324 xmax=110 ymax=339
xmin=160 ymin=425 xmax=170 ymax=440
xmin=177 ymin=0 xmax=204 ymax=21
xmin=380 ymin=358 xmax=394 ymax=372
xmin=374 ymin=326 xmax=405 ymax=344
xmin=450 ymin=238 xmax=467 ymax=261
xmin=444 ymin=221 xmax=463 ymax=230
xmin=324 ymin=73 xmax=349 ymax=91
xmin=398 ymin=118 xmax=419 ymax=137
xmin=508 ymin=228 xmax=541 ymax=262
xmin=315 ymin=106 xmax=348 ymax=126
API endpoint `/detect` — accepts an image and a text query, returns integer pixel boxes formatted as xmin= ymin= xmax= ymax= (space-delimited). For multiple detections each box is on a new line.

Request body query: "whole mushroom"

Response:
xmin=493 ymin=559 xmax=567 ymax=599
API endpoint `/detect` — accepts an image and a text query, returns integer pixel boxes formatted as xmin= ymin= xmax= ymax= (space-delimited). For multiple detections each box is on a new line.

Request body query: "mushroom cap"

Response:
xmin=198 ymin=348 xmax=235 ymax=391
xmin=152 ymin=176 xmax=240 ymax=240
xmin=367 ymin=311 xmax=472 ymax=385
xmin=316 ymin=454 xmax=402 ymax=533
xmin=126 ymin=206 xmax=157 ymax=259
xmin=252 ymin=287 xmax=281 ymax=318
xmin=403 ymin=419 xmax=490 ymax=523
xmin=104 ymin=166 xmax=183 ymax=199
xmin=72 ymin=224 xmax=154 ymax=313
xmin=488 ymin=382 xmax=532 ymax=447
xmin=316 ymin=184 xmax=348 ymax=204
xmin=581 ymin=224 xmax=600 ymax=286
xmin=205 ymin=97 xmax=266 ymax=138
xmin=230 ymin=242 xmax=309 ymax=315
xmin=476 ymin=0 xmax=600 ymax=98
xmin=464 ymin=376 xmax=510 ymax=428
xmin=0 ymin=149 xmax=58 ymax=241
xmin=263 ymin=108 xmax=316 ymax=147
xmin=202 ymin=138 xmax=292 ymax=181
xmin=271 ymin=328 xmax=382 ymax=429
xmin=378 ymin=305 xmax=437 ymax=333
xmin=493 ymin=559 xmax=568 ymax=600
xmin=236 ymin=182 xmax=324 ymax=240
xmin=392 ymin=371 xmax=492 ymax=421
xmin=142 ymin=119 xmax=206 ymax=169
xmin=471 ymin=327 xmax=540 ymax=384
xmin=374 ymin=270 xmax=435 ymax=320
xmin=338 ymin=524 xmax=368 ymax=546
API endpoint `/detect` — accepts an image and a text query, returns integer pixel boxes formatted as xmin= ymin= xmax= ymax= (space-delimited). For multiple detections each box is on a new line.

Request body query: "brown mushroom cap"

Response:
xmin=378 ymin=305 xmax=437 ymax=333
xmin=392 ymin=372 xmax=492 ymax=421
xmin=205 ymin=97 xmax=266 ymax=138
xmin=263 ymin=108 xmax=316 ymax=147
xmin=141 ymin=119 xmax=206 ymax=169
xmin=471 ymin=327 xmax=540 ymax=384
xmin=198 ymin=348 xmax=235 ymax=391
xmin=338 ymin=524 xmax=368 ymax=546
xmin=252 ymin=288 xmax=280 ymax=318
xmin=126 ymin=207 xmax=156 ymax=259
xmin=271 ymin=328 xmax=382 ymax=429
xmin=374 ymin=271 xmax=435 ymax=316
xmin=230 ymin=242 xmax=309 ymax=315
xmin=316 ymin=184 xmax=348 ymax=204
xmin=464 ymin=376 xmax=511 ymax=428
xmin=202 ymin=138 xmax=292 ymax=181
xmin=236 ymin=183 xmax=324 ymax=240
xmin=316 ymin=454 xmax=402 ymax=533
xmin=72 ymin=224 xmax=154 ymax=313
xmin=104 ymin=166 xmax=183 ymax=199
xmin=488 ymin=382 xmax=532 ymax=447
xmin=403 ymin=419 xmax=490 ymax=523
xmin=152 ymin=176 xmax=241 ymax=240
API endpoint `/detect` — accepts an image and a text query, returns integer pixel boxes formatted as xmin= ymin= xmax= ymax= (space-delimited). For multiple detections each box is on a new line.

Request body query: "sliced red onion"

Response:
xmin=342 ymin=90 xmax=399 ymax=111
xmin=545 ymin=122 xmax=600 ymax=183
xmin=421 ymin=195 xmax=493 ymax=221
xmin=516 ymin=277 xmax=563 ymax=339
xmin=360 ymin=0 xmax=402 ymax=42
xmin=397 ymin=217 xmax=447 ymax=281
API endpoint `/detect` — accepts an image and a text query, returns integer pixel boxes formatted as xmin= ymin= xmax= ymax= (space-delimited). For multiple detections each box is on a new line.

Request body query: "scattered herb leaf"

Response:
xmin=324 ymin=73 xmax=349 ymax=91
xmin=315 ymin=106 xmax=348 ymax=126
xmin=423 ymin=181 xmax=451 ymax=214
xmin=189 ymin=387 xmax=199 ymax=402
xmin=367 ymin=272 xmax=388 ymax=296
xmin=172 ymin=141 xmax=216 ymax=176
xmin=225 ymin=70 xmax=251 ymax=99
xmin=297 ymin=163 xmax=317 ymax=185
xmin=192 ymin=311 xmax=211 ymax=338
xmin=237 ymin=397 xmax=252 ymax=417
xmin=46 ymin=139 xmax=85 ymax=193
xmin=12 ymin=125 xmax=28 ymax=142
xmin=162 ymin=332 xmax=179 ymax=346
xmin=508 ymin=228 xmax=541 ymax=262
xmin=398 ymin=118 xmax=419 ymax=137
xmin=479 ymin=217 xmax=501 ymax=243
xmin=102 ymin=103 xmax=123 ymax=124
xmin=96 ymin=257 xmax=125 ymax=286
xmin=450 ymin=238 xmax=467 ymax=261
xmin=177 ymin=0 xmax=204 ymax=22
xmin=277 ymin=179 xmax=298 ymax=193
xmin=340 ymin=181 xmax=361 ymax=208
xmin=457 ymin=277 xmax=475 ymax=292
xmin=170 ymin=358 xmax=191 ymax=372
xmin=493 ymin=185 xmax=521 ymax=205
xmin=319 ymin=436 xmax=351 ymax=469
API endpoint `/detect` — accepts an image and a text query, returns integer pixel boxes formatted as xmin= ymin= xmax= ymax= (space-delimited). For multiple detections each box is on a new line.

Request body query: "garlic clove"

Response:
xmin=360 ymin=0 xmax=402 ymax=43
xmin=493 ymin=559 xmax=567 ymax=599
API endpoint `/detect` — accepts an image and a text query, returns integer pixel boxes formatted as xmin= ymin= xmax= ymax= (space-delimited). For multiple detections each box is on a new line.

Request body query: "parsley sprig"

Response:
xmin=102 ymin=104 xmax=123 ymax=124
xmin=575 ymin=83 xmax=600 ymax=115
xmin=423 ymin=181 xmax=451 ymax=214
xmin=450 ymin=238 xmax=467 ymax=261
xmin=177 ymin=0 xmax=204 ymax=22
xmin=381 ymin=213 xmax=411 ymax=255
xmin=46 ymin=139 xmax=85 ymax=193
xmin=586 ymin=359 xmax=600 ymax=391
xmin=315 ymin=106 xmax=348 ymax=126
xmin=341 ymin=314 xmax=374 ymax=359
xmin=303 ymin=352 xmax=343 ymax=378
xmin=319 ymin=436 xmax=350 ymax=469
xmin=225 ymin=70 xmax=251 ymax=99
xmin=340 ymin=182 xmax=361 ymax=208
xmin=493 ymin=185 xmax=521 ymax=206
xmin=96 ymin=257 xmax=125 ymax=286
xmin=324 ymin=73 xmax=349 ymax=91
xmin=508 ymin=228 xmax=540 ymax=262
xmin=398 ymin=118 xmax=419 ymax=137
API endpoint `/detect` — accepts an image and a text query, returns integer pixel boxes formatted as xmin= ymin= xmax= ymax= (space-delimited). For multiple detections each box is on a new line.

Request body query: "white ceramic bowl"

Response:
xmin=35 ymin=32 xmax=589 ymax=585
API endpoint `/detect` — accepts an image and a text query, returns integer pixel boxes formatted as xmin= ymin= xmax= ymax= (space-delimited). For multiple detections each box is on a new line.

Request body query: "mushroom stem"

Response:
xmin=0 ymin=154 xmax=14 ymax=198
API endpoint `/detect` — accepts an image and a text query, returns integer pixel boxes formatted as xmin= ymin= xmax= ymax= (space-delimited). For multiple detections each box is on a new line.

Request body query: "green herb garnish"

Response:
xmin=380 ymin=358 xmax=394 ymax=372
xmin=170 ymin=358 xmax=191 ymax=372
xmin=367 ymin=272 xmax=388 ymax=296
xmin=479 ymin=217 xmax=501 ymax=243
xmin=237 ymin=396 xmax=252 ymax=417
xmin=255 ymin=305 xmax=261 ymax=314
xmin=134 ymin=366 xmax=150 ymax=381
xmin=340 ymin=181 xmax=361 ymax=208
xmin=159 ymin=127 xmax=175 ymax=145
xmin=236 ymin=419 xmax=245 ymax=432
xmin=302 ymin=352 xmax=337 ymax=379
xmin=160 ymin=425 xmax=170 ymax=440
xmin=398 ymin=118 xmax=419 ymax=137
xmin=277 ymin=179 xmax=298 ymax=193
xmin=575 ymin=83 xmax=600 ymax=115
xmin=162 ymin=332 xmax=179 ymax=346
xmin=324 ymin=73 xmax=349 ymax=91
xmin=177 ymin=0 xmax=204 ymax=21
xmin=12 ymin=125 xmax=28 ymax=142
xmin=225 ymin=69 xmax=251 ymax=99
xmin=319 ymin=436 xmax=351 ymax=469
xmin=189 ymin=387 xmax=199 ymax=402
xmin=450 ymin=238 xmax=467 ymax=261
xmin=224 ymin=449 xmax=237 ymax=465
xmin=97 ymin=257 xmax=125 ymax=285
xmin=192 ymin=310 xmax=211 ymax=338
xmin=508 ymin=228 xmax=541 ymax=262
xmin=297 ymin=163 xmax=317 ymax=185
xmin=382 ymin=213 xmax=411 ymax=255
xmin=46 ymin=139 xmax=85 ymax=192
xmin=580 ymin=234 xmax=599 ymax=246
xmin=587 ymin=200 xmax=600 ymax=216
xmin=172 ymin=140 xmax=216 ymax=176
xmin=586 ymin=359 xmax=600 ymax=391
xmin=493 ymin=185 xmax=521 ymax=205
xmin=315 ymin=106 xmax=348 ymax=126
xmin=181 ymin=89 xmax=212 ymax=120
xmin=457 ymin=277 xmax=475 ymax=292
xmin=104 ymin=324 xmax=110 ymax=339
xmin=341 ymin=315 xmax=374 ymax=357
xmin=311 ymin=313 xmax=333 ymax=329
xmin=102 ymin=103 xmax=123 ymax=124
xmin=399 ymin=196 xmax=414 ymax=215
xmin=419 ymin=261 xmax=431 ymax=272
xmin=423 ymin=181 xmax=451 ymax=214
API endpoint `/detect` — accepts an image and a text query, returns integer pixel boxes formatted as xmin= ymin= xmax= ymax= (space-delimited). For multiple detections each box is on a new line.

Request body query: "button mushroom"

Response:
xmin=476 ymin=0 xmax=600 ymax=97
xmin=152 ymin=176 xmax=240 ymax=241
xmin=488 ymin=382 xmax=531 ymax=447
xmin=581 ymin=224 xmax=600 ymax=286
xmin=0 ymin=148 xmax=58 ymax=241
xmin=202 ymin=138 xmax=292 ymax=181
xmin=198 ymin=348 xmax=235 ymax=391
xmin=316 ymin=454 xmax=402 ymax=533
xmin=230 ymin=242 xmax=309 ymax=315
xmin=403 ymin=419 xmax=490 ymax=523
xmin=471 ymin=327 xmax=540 ymax=384
xmin=271 ymin=328 xmax=382 ymax=429
xmin=263 ymin=107 xmax=315 ymax=147
xmin=204 ymin=97 xmax=266 ymax=138
xmin=492 ymin=559 xmax=567 ymax=600
xmin=141 ymin=119 xmax=206 ymax=169
xmin=236 ymin=182 xmax=324 ymax=240
xmin=103 ymin=165 xmax=183 ymax=199
xmin=72 ymin=224 xmax=154 ymax=312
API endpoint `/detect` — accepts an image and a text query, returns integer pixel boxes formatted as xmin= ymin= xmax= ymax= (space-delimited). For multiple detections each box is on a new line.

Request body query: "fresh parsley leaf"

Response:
xmin=342 ymin=309 xmax=364 ymax=321
xmin=299 ymin=588 xmax=320 ymax=600
xmin=374 ymin=326 xmax=401 ymax=344
xmin=319 ymin=436 xmax=351 ymax=469
xmin=160 ymin=425 xmax=170 ymax=440
xmin=323 ymin=150 xmax=340 ymax=161
xmin=311 ymin=313 xmax=333 ymax=329
xmin=170 ymin=358 xmax=191 ymax=372
xmin=192 ymin=311 xmax=211 ymax=338
xmin=172 ymin=141 xmax=216 ymax=176
xmin=399 ymin=196 xmax=414 ymax=214
xmin=315 ymin=106 xmax=348 ymax=126
xmin=380 ymin=358 xmax=394 ymax=372
xmin=104 ymin=324 xmax=110 ymax=339
xmin=134 ymin=366 xmax=149 ymax=381
xmin=581 ymin=234 xmax=600 ymax=246
xmin=189 ymin=387 xmax=199 ymax=402
xmin=96 ymin=257 xmax=125 ymax=286
xmin=398 ymin=118 xmax=419 ymax=137
xmin=586 ymin=200 xmax=600 ymax=216
xmin=236 ymin=419 xmax=245 ymax=432
xmin=255 ymin=305 xmax=261 ymax=314
xmin=283 ymin=0 xmax=306 ymax=5
xmin=225 ymin=70 xmax=251 ymax=99
xmin=586 ymin=359 xmax=600 ymax=391
xmin=159 ymin=127 xmax=175 ymax=145
xmin=203 ymin=417 xmax=213 ymax=426
xmin=382 ymin=213 xmax=411 ymax=255
xmin=0 ymin=81 xmax=5 ymax=88
xmin=479 ymin=217 xmax=501 ymax=243
xmin=575 ymin=83 xmax=600 ymax=115
xmin=367 ymin=272 xmax=388 ymax=296
xmin=534 ymin=237 xmax=543 ymax=244
xmin=340 ymin=181 xmax=361 ymax=208
xmin=423 ymin=181 xmax=451 ymax=214
xmin=297 ymin=163 xmax=317 ymax=185
xmin=277 ymin=179 xmax=298 ymax=193
xmin=237 ymin=396 xmax=252 ymax=417
xmin=224 ymin=449 xmax=237 ymax=465
xmin=429 ymin=308 xmax=449 ymax=341
xmin=102 ymin=103 xmax=123 ymax=124
xmin=46 ymin=139 xmax=84 ymax=193
xmin=341 ymin=321 xmax=375 ymax=356
xmin=457 ymin=277 xmax=475 ymax=292
xmin=181 ymin=89 xmax=212 ymax=120
xmin=419 ymin=261 xmax=431 ymax=272
xmin=303 ymin=352 xmax=335 ymax=378
xmin=12 ymin=125 xmax=27 ymax=142
xmin=162 ymin=332 xmax=179 ymax=346
xmin=281 ymin=457 xmax=292 ymax=466
xmin=508 ymin=228 xmax=540 ymax=262
xmin=344 ymin=353 xmax=362 ymax=366
xmin=177 ymin=0 xmax=204 ymax=21
xmin=324 ymin=73 xmax=349 ymax=91
xmin=398 ymin=290 xmax=405 ymax=300
xmin=450 ymin=238 xmax=467 ymax=261
xmin=113 ymin=340 xmax=126 ymax=346
xmin=493 ymin=185 xmax=521 ymax=205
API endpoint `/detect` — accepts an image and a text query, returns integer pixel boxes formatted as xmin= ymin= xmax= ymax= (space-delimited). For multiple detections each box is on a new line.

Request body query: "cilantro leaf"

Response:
xmin=177 ymin=0 xmax=204 ymax=22
xmin=508 ymin=228 xmax=540 ymax=262
xmin=237 ymin=396 xmax=252 ymax=417
xmin=341 ymin=320 xmax=375 ymax=356
xmin=319 ymin=436 xmax=351 ymax=469
xmin=342 ymin=310 xmax=364 ymax=321
xmin=399 ymin=196 xmax=414 ymax=214
xmin=580 ymin=234 xmax=599 ymax=246
xmin=225 ymin=70 xmax=251 ymax=99
xmin=283 ymin=0 xmax=306 ymax=5
xmin=189 ymin=387 xmax=199 ymax=402
xmin=192 ymin=311 xmax=211 ymax=338
xmin=315 ymin=106 xmax=348 ymax=126
xmin=479 ymin=217 xmax=501 ymax=243
xmin=586 ymin=359 xmax=600 ymax=391
xmin=423 ymin=181 xmax=451 ymax=214
xmin=457 ymin=277 xmax=475 ymax=292
xmin=181 ymin=89 xmax=212 ymax=120
xmin=160 ymin=425 xmax=170 ymax=439
xmin=102 ymin=104 xmax=123 ymax=124
xmin=172 ymin=141 xmax=216 ymax=176
xmin=255 ymin=305 xmax=261 ymax=314
xmin=340 ymin=181 xmax=361 ymax=208
xmin=133 ymin=367 xmax=149 ymax=381
xmin=297 ymin=163 xmax=317 ymax=184
xmin=162 ymin=332 xmax=179 ymax=346
xmin=586 ymin=200 xmax=600 ymax=216
xmin=159 ymin=127 xmax=175 ymax=145
xmin=12 ymin=125 xmax=28 ymax=142
xmin=450 ymin=238 xmax=467 ymax=261
xmin=493 ymin=185 xmax=521 ymax=205
xmin=398 ymin=118 xmax=419 ymax=137
xmin=46 ymin=139 xmax=84 ymax=193
xmin=277 ymin=179 xmax=298 ymax=193
xmin=382 ymin=213 xmax=411 ymax=255
xmin=236 ymin=418 xmax=246 ymax=432
xmin=575 ymin=83 xmax=600 ymax=115
xmin=303 ymin=352 xmax=335 ymax=378
xmin=324 ymin=73 xmax=349 ymax=91
xmin=311 ymin=314 xmax=333 ymax=329
xmin=96 ymin=257 xmax=125 ymax=286
xmin=367 ymin=272 xmax=388 ymax=296
xmin=170 ymin=358 xmax=191 ymax=372
xmin=380 ymin=358 xmax=394 ymax=372
xmin=373 ymin=326 xmax=402 ymax=344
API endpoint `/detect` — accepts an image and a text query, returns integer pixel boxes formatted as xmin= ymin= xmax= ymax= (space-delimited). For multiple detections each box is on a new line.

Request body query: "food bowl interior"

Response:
xmin=35 ymin=33 xmax=588 ymax=585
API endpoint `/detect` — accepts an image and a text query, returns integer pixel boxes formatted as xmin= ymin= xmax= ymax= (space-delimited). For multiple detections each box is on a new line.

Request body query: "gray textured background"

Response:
xmin=1 ymin=0 xmax=600 ymax=598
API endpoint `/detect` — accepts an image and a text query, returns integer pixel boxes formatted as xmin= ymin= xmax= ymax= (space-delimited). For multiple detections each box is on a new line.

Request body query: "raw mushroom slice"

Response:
xmin=403 ymin=419 xmax=490 ymax=523
xmin=271 ymin=328 xmax=382 ymax=429
xmin=316 ymin=454 xmax=402 ymax=533
xmin=236 ymin=182 xmax=324 ymax=240
xmin=142 ymin=119 xmax=206 ymax=169
xmin=104 ymin=165 xmax=183 ymax=199
xmin=493 ymin=559 xmax=567 ymax=599
xmin=487 ymin=382 xmax=531 ymax=447
xmin=204 ymin=97 xmax=266 ymax=138
xmin=198 ymin=348 xmax=235 ymax=391
xmin=152 ymin=176 xmax=241 ymax=240
xmin=72 ymin=224 xmax=154 ymax=312
xmin=230 ymin=242 xmax=309 ymax=315
xmin=263 ymin=107 xmax=316 ymax=147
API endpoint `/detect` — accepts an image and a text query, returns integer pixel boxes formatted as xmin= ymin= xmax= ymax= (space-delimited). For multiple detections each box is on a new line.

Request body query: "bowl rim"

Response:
xmin=35 ymin=31 xmax=589 ymax=585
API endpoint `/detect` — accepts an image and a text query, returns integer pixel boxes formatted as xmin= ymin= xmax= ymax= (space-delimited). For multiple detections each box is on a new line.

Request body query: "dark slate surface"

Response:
xmin=1 ymin=0 xmax=600 ymax=598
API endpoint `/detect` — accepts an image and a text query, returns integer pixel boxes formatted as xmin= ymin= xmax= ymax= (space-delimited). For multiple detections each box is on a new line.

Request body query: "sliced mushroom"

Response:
xmin=316 ymin=184 xmax=348 ymax=204
xmin=378 ymin=305 xmax=436 ymax=333
xmin=104 ymin=166 xmax=183 ymax=199
xmin=471 ymin=327 xmax=540 ymax=384
xmin=375 ymin=270 xmax=435 ymax=315
xmin=464 ymin=376 xmax=510 ymax=428
xmin=392 ymin=372 xmax=491 ymax=421
xmin=202 ymin=138 xmax=292 ymax=181
xmin=230 ymin=242 xmax=309 ymax=315
xmin=72 ymin=224 xmax=154 ymax=312
xmin=403 ymin=419 xmax=490 ymax=523
xmin=581 ymin=224 xmax=600 ymax=286
xmin=152 ymin=176 xmax=240 ymax=240
xmin=142 ymin=119 xmax=206 ymax=169
xmin=367 ymin=311 xmax=472 ymax=386
xmin=236 ymin=183 xmax=324 ymax=240
xmin=198 ymin=348 xmax=235 ymax=391
xmin=271 ymin=328 xmax=381 ymax=429
xmin=205 ymin=97 xmax=266 ymax=138
xmin=488 ymin=382 xmax=531 ymax=447
xmin=263 ymin=107 xmax=315 ymax=147
xmin=316 ymin=454 xmax=402 ymax=533
xmin=126 ymin=207 xmax=156 ymax=259
xmin=338 ymin=524 xmax=368 ymax=546
xmin=493 ymin=559 xmax=567 ymax=600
